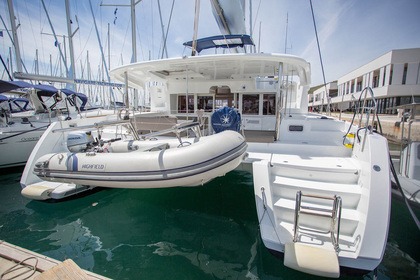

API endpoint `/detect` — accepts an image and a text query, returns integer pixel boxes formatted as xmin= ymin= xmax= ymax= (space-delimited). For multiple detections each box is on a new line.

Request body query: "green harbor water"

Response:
xmin=0 ymin=167 xmax=419 ymax=279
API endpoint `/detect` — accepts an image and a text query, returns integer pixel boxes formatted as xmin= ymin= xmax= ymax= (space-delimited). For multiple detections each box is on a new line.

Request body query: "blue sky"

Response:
xmin=1 ymin=0 xmax=420 ymax=86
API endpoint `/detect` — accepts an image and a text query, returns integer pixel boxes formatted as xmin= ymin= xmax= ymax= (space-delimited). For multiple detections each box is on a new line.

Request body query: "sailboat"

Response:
xmin=0 ymin=80 xmax=115 ymax=168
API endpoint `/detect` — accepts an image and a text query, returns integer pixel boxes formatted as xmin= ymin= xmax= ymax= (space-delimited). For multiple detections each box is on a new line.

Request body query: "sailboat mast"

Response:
xmin=65 ymin=0 xmax=77 ymax=88
xmin=130 ymin=0 xmax=137 ymax=63
xmin=88 ymin=0 xmax=115 ymax=107
xmin=284 ymin=13 xmax=288 ymax=54
xmin=6 ymin=0 xmax=22 ymax=73
xmin=191 ymin=0 xmax=201 ymax=56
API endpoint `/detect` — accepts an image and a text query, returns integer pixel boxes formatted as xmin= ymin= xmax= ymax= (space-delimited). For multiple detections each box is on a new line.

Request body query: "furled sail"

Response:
xmin=210 ymin=0 xmax=246 ymax=35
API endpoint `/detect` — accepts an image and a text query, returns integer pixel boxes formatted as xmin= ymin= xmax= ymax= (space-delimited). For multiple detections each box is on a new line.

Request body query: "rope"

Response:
xmin=258 ymin=187 xmax=282 ymax=244
xmin=0 ymin=256 xmax=38 ymax=280
xmin=389 ymin=153 xmax=420 ymax=231
xmin=309 ymin=0 xmax=330 ymax=114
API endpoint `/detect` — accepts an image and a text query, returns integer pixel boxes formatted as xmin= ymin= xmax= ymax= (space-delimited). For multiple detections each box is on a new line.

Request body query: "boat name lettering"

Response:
xmin=20 ymin=137 xmax=40 ymax=142
xmin=81 ymin=164 xmax=105 ymax=170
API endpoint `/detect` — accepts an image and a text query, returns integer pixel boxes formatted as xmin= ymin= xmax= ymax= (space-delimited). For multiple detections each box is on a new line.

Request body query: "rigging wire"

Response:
xmin=120 ymin=19 xmax=130 ymax=63
xmin=251 ymin=0 xmax=262 ymax=41
xmin=23 ymin=0 xmax=38 ymax=51
xmin=309 ymin=0 xmax=330 ymax=114
xmin=161 ymin=0 xmax=175 ymax=59
xmin=150 ymin=1 xmax=155 ymax=60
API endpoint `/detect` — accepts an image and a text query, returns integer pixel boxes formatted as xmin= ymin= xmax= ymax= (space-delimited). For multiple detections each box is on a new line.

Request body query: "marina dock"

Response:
xmin=0 ymin=240 xmax=110 ymax=280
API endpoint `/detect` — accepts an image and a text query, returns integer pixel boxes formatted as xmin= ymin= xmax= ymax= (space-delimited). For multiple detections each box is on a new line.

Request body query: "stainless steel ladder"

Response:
xmin=293 ymin=191 xmax=342 ymax=252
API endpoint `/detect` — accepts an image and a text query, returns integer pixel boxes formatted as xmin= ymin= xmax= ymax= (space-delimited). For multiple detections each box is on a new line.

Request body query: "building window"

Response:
xmin=402 ymin=63 xmax=408 ymax=85
xmin=372 ymin=69 xmax=380 ymax=88
xmin=382 ymin=66 xmax=387 ymax=86
xmin=329 ymin=89 xmax=338 ymax=98
xmin=389 ymin=65 xmax=393 ymax=85
xmin=356 ymin=77 xmax=363 ymax=92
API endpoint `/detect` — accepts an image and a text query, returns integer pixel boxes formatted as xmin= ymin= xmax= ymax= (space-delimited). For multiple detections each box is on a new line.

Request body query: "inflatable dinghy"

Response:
xmin=32 ymin=130 xmax=247 ymax=189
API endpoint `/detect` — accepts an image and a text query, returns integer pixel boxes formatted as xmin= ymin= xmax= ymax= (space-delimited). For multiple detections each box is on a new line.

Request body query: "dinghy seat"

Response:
xmin=284 ymin=242 xmax=340 ymax=278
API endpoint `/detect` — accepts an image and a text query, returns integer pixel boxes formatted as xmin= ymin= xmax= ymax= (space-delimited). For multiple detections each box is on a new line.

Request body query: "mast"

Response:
xmin=89 ymin=0 xmax=115 ymax=107
xmin=284 ymin=13 xmax=288 ymax=54
xmin=157 ymin=0 xmax=168 ymax=59
xmin=108 ymin=23 xmax=111 ymax=70
xmin=101 ymin=0 xmax=142 ymax=109
xmin=191 ymin=0 xmax=201 ymax=56
xmin=130 ymin=0 xmax=137 ymax=63
xmin=6 ymin=0 xmax=22 ymax=73
xmin=65 ymin=0 xmax=78 ymax=89
xmin=35 ymin=49 xmax=39 ymax=75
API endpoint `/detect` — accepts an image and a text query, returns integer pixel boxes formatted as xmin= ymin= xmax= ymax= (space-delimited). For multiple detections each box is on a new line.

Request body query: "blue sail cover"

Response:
xmin=61 ymin=88 xmax=88 ymax=111
xmin=183 ymin=34 xmax=254 ymax=54
xmin=32 ymin=84 xmax=58 ymax=94
xmin=211 ymin=106 xmax=241 ymax=133
xmin=9 ymin=97 xmax=32 ymax=112
xmin=0 ymin=94 xmax=7 ymax=102
xmin=0 ymin=94 xmax=31 ymax=112
xmin=0 ymin=80 xmax=33 ymax=93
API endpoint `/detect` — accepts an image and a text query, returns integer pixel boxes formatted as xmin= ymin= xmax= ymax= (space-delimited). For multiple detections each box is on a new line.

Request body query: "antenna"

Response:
xmin=284 ymin=13 xmax=288 ymax=53
xmin=284 ymin=13 xmax=292 ymax=54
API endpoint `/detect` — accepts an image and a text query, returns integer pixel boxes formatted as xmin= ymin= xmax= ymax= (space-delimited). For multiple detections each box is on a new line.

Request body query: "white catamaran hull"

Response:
xmin=109 ymin=53 xmax=392 ymax=277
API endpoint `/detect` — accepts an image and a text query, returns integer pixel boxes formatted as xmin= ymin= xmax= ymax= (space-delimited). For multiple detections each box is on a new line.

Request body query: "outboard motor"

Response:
xmin=211 ymin=106 xmax=241 ymax=133
xmin=67 ymin=131 xmax=94 ymax=152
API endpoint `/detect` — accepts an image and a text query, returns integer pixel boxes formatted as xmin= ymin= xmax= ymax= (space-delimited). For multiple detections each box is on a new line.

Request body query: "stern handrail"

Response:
xmin=343 ymin=86 xmax=381 ymax=152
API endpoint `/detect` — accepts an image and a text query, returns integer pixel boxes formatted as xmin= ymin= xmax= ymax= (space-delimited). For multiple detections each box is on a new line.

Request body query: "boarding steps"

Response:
xmin=255 ymin=153 xmax=363 ymax=278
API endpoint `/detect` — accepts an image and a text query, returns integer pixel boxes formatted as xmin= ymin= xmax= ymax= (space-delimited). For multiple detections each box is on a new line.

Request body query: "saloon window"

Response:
xmin=177 ymin=95 xmax=194 ymax=113
xmin=242 ymin=94 xmax=259 ymax=115
xmin=263 ymin=94 xmax=275 ymax=115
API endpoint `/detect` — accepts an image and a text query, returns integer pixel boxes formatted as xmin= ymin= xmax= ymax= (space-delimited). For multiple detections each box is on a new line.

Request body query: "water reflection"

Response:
xmin=0 ymin=169 xmax=419 ymax=279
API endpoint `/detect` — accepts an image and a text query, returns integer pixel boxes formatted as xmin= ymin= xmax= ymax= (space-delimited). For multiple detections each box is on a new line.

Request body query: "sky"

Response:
xmin=1 ymin=0 xmax=420 ymax=87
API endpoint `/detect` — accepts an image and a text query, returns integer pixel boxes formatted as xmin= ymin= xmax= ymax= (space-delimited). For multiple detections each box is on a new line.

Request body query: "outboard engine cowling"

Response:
xmin=67 ymin=131 xmax=94 ymax=152
xmin=211 ymin=106 xmax=241 ymax=133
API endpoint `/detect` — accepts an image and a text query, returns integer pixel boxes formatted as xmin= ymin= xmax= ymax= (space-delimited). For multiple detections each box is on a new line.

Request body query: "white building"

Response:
xmin=309 ymin=48 xmax=420 ymax=114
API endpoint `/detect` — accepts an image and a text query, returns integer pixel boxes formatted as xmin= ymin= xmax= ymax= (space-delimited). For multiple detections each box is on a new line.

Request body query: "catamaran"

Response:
xmin=108 ymin=43 xmax=391 ymax=277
